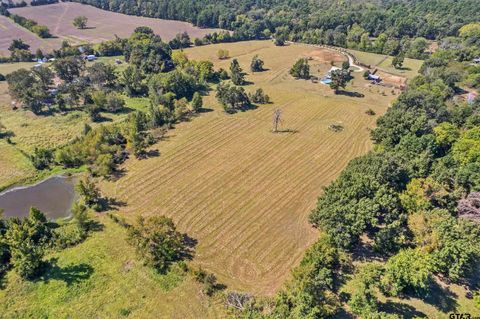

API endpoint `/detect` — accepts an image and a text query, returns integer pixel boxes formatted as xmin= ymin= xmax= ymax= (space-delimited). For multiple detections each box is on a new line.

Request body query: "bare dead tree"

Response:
xmin=272 ymin=108 xmax=282 ymax=132
xmin=458 ymin=192 xmax=480 ymax=223
xmin=225 ymin=291 xmax=253 ymax=311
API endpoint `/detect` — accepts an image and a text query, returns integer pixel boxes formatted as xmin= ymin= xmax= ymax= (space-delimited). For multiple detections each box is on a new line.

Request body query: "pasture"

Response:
xmin=6 ymin=2 xmax=222 ymax=54
xmin=0 ymin=15 xmax=62 ymax=56
xmin=0 ymin=40 xmax=402 ymax=316
xmin=99 ymin=40 xmax=398 ymax=295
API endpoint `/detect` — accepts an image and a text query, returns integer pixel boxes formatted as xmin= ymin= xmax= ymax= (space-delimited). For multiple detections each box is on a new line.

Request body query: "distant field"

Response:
xmin=5 ymin=2 xmax=222 ymax=55
xmin=0 ymin=15 xmax=62 ymax=56
xmin=347 ymin=48 xmax=423 ymax=79
xmin=98 ymin=40 xmax=397 ymax=295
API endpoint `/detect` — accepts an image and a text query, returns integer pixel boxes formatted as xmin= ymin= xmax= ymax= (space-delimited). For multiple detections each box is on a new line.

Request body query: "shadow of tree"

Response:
xmin=379 ymin=300 xmax=427 ymax=318
xmin=180 ymin=234 xmax=198 ymax=261
xmin=415 ymin=280 xmax=459 ymax=313
xmin=335 ymin=90 xmax=365 ymax=98
xmin=38 ymin=259 xmax=94 ymax=286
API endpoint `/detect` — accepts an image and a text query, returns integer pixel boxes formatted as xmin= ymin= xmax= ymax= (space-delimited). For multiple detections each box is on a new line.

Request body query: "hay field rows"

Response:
xmin=100 ymin=41 xmax=397 ymax=295
xmin=0 ymin=15 xmax=62 ymax=56
xmin=5 ymin=2 xmax=222 ymax=54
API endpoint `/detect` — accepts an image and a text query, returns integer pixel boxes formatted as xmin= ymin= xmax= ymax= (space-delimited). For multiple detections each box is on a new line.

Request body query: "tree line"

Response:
xmin=64 ymin=0 xmax=480 ymax=59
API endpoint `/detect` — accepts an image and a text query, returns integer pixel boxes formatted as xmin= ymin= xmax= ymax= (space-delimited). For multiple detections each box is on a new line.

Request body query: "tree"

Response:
xmin=392 ymin=52 xmax=405 ymax=69
xmin=230 ymin=59 xmax=246 ymax=85
xmin=30 ymin=147 xmax=53 ymax=170
xmin=53 ymin=56 xmax=85 ymax=83
xmin=217 ymin=49 xmax=229 ymax=60
xmin=73 ymin=16 xmax=88 ymax=29
xmin=216 ymin=83 xmax=250 ymax=112
xmin=381 ymin=248 xmax=432 ymax=296
xmin=122 ymin=66 xmax=146 ymax=96
xmin=76 ymin=177 xmax=103 ymax=211
xmin=87 ymin=62 xmax=117 ymax=89
xmin=289 ymin=58 xmax=309 ymax=79
xmin=191 ymin=92 xmax=203 ymax=113
xmin=168 ymin=32 xmax=191 ymax=49
xmin=71 ymin=202 xmax=90 ymax=232
xmin=127 ymin=215 xmax=185 ymax=273
xmin=250 ymin=55 xmax=264 ymax=72
xmin=6 ymin=68 xmax=49 ymax=114
xmin=330 ymin=69 xmax=350 ymax=93
xmin=5 ymin=208 xmax=52 ymax=279
xmin=272 ymin=108 xmax=282 ymax=132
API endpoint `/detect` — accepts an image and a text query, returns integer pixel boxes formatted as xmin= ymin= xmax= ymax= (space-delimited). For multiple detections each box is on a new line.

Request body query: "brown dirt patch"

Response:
xmin=307 ymin=48 xmax=347 ymax=63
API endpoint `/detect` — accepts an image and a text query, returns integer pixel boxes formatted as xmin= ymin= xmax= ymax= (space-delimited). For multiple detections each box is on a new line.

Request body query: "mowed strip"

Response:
xmin=8 ymin=2 xmax=223 ymax=51
xmin=100 ymin=41 xmax=397 ymax=295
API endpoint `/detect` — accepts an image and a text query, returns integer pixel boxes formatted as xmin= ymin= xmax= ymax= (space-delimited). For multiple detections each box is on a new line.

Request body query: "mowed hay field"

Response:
xmin=6 ymin=2 xmax=222 ymax=53
xmin=0 ymin=15 xmax=62 ymax=56
xmin=100 ymin=40 xmax=400 ymax=295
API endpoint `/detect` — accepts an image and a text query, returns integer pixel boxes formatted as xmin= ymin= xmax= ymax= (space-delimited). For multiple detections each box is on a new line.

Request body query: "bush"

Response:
xmin=127 ymin=215 xmax=186 ymax=273
xmin=105 ymin=92 xmax=126 ymax=113
xmin=30 ymin=147 xmax=53 ymax=170
xmin=249 ymin=88 xmax=270 ymax=104
xmin=54 ymin=223 xmax=86 ymax=248
xmin=217 ymin=49 xmax=229 ymax=60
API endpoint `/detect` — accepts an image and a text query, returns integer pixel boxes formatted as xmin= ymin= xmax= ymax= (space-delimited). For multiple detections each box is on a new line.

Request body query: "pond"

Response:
xmin=0 ymin=175 xmax=77 ymax=220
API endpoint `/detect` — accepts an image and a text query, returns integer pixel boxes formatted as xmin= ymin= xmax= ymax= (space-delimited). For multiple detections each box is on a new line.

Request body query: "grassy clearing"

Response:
xmin=0 ymin=80 xmax=146 ymax=190
xmin=346 ymin=48 xmax=423 ymax=79
xmin=0 ymin=216 xmax=226 ymax=318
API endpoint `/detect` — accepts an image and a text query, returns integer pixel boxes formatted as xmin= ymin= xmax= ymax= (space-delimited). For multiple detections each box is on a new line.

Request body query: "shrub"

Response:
xmin=381 ymin=248 xmax=432 ymax=296
xmin=127 ymin=215 xmax=186 ymax=273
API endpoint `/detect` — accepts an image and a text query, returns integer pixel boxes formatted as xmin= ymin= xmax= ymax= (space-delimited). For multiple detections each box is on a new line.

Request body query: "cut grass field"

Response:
xmin=0 ymin=15 xmax=62 ymax=56
xmin=0 ymin=40 xmax=415 ymax=317
xmin=99 ymin=40 xmax=398 ymax=295
xmin=6 ymin=2 xmax=222 ymax=54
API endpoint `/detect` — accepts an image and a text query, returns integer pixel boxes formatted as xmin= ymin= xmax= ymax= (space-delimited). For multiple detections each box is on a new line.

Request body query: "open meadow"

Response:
xmin=4 ymin=2 xmax=222 ymax=55
xmin=0 ymin=15 xmax=63 ymax=56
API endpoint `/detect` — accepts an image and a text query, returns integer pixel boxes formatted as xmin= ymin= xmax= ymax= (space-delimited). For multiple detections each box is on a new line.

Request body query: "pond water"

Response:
xmin=0 ymin=175 xmax=77 ymax=220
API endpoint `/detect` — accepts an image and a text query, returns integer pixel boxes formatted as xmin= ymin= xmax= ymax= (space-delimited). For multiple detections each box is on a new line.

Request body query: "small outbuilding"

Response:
xmin=474 ymin=57 xmax=480 ymax=64
xmin=85 ymin=54 xmax=97 ymax=61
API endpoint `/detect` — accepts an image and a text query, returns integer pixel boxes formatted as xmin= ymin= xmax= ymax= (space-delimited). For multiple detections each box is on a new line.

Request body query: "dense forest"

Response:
xmin=66 ymin=0 xmax=480 ymax=57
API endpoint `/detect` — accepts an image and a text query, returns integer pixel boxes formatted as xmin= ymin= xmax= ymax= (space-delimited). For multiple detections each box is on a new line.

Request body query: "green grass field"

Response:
xmin=0 ymin=216 xmax=227 ymax=319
